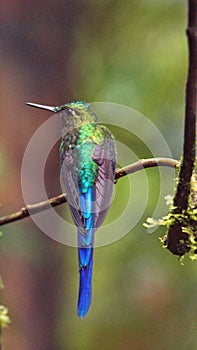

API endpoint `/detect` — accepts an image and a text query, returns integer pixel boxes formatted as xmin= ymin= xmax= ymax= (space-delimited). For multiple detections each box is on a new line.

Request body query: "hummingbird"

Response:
xmin=26 ymin=100 xmax=116 ymax=318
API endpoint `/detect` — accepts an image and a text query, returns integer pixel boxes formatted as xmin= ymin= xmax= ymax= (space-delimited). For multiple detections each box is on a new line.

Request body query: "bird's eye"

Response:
xmin=68 ymin=108 xmax=76 ymax=116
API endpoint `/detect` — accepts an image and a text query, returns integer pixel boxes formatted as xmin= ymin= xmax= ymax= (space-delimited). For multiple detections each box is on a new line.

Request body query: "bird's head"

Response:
xmin=26 ymin=100 xmax=97 ymax=126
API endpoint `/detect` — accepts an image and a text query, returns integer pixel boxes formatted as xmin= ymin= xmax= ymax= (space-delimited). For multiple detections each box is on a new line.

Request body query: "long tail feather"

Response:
xmin=78 ymin=187 xmax=94 ymax=318
xmin=78 ymin=247 xmax=93 ymax=318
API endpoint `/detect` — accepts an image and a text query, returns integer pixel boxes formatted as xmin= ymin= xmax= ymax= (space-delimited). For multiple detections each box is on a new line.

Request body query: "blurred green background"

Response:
xmin=1 ymin=1 xmax=196 ymax=349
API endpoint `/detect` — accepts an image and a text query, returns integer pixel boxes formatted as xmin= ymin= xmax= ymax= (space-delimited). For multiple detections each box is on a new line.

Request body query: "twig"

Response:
xmin=0 ymin=158 xmax=179 ymax=226
xmin=115 ymin=157 xmax=179 ymax=180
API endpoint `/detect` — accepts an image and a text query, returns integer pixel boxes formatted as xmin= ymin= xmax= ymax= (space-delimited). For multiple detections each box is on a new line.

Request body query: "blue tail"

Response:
xmin=77 ymin=187 xmax=94 ymax=318
xmin=78 ymin=247 xmax=93 ymax=318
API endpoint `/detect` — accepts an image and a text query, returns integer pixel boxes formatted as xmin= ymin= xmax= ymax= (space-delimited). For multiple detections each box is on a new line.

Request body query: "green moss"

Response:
xmin=0 ymin=278 xmax=11 ymax=333
xmin=144 ymin=170 xmax=197 ymax=261
xmin=0 ymin=305 xmax=11 ymax=330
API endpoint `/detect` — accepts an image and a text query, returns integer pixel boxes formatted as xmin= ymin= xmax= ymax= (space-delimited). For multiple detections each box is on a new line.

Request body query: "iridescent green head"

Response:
xmin=26 ymin=100 xmax=97 ymax=125
xmin=55 ymin=101 xmax=98 ymax=133
xmin=55 ymin=101 xmax=91 ymax=112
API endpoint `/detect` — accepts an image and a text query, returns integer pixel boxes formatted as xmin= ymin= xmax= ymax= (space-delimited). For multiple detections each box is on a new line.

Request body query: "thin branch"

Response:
xmin=0 ymin=193 xmax=67 ymax=226
xmin=115 ymin=157 xmax=179 ymax=180
xmin=0 ymin=158 xmax=179 ymax=227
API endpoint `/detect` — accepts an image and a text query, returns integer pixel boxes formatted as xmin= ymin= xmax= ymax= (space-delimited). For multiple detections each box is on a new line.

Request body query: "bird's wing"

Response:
xmin=61 ymin=151 xmax=86 ymax=234
xmin=92 ymin=138 xmax=116 ymax=230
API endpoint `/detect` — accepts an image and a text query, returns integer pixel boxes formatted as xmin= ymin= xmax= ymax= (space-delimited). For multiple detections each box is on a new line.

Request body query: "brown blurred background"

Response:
xmin=1 ymin=1 xmax=197 ymax=350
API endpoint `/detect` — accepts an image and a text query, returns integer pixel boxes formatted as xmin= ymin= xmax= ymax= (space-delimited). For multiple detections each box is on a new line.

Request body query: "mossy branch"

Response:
xmin=165 ymin=0 xmax=197 ymax=257
xmin=146 ymin=1 xmax=197 ymax=258
xmin=174 ymin=0 xmax=197 ymax=212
